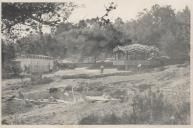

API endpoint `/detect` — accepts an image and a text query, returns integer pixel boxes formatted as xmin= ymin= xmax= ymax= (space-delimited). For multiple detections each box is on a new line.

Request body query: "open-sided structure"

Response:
xmin=113 ymin=44 xmax=160 ymax=70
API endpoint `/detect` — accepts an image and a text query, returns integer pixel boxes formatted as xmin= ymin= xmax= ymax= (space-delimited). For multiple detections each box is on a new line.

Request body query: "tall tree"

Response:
xmin=2 ymin=2 xmax=77 ymax=40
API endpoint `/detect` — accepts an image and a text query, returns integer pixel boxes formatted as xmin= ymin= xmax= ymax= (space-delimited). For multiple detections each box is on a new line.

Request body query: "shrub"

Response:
xmin=31 ymin=76 xmax=53 ymax=85
xmin=131 ymin=90 xmax=190 ymax=124
xmin=101 ymin=113 xmax=121 ymax=124
xmin=2 ymin=61 xmax=22 ymax=79
xmin=78 ymin=90 xmax=190 ymax=125
xmin=79 ymin=114 xmax=99 ymax=124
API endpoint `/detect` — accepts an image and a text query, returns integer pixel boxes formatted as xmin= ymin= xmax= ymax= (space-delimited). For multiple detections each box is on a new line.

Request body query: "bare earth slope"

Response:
xmin=2 ymin=64 xmax=190 ymax=124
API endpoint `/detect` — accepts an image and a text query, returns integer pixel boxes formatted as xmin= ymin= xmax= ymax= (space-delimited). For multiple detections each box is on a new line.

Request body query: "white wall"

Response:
xmin=20 ymin=58 xmax=54 ymax=73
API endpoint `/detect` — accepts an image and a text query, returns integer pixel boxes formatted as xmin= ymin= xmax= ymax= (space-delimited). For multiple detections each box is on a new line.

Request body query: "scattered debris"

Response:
xmin=85 ymin=96 xmax=120 ymax=103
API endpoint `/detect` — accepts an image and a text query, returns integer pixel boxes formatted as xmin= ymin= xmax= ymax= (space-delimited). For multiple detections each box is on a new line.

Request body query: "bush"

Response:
xmin=131 ymin=90 xmax=190 ymax=124
xmin=31 ymin=76 xmax=53 ymax=85
xmin=78 ymin=90 xmax=190 ymax=125
xmin=79 ymin=113 xmax=122 ymax=125
xmin=79 ymin=114 xmax=99 ymax=124
xmin=2 ymin=61 xmax=22 ymax=79
xmin=100 ymin=113 xmax=121 ymax=124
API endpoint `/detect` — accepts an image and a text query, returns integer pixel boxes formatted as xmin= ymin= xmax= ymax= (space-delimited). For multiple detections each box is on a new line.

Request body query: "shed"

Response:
xmin=113 ymin=44 xmax=160 ymax=70
xmin=13 ymin=54 xmax=54 ymax=73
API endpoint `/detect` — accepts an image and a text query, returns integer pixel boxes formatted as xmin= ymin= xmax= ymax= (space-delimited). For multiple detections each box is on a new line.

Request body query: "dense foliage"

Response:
xmin=2 ymin=2 xmax=77 ymax=39
xmin=79 ymin=90 xmax=190 ymax=124
xmin=2 ymin=4 xmax=190 ymax=76
xmin=1 ymin=2 xmax=77 ymax=77
xmin=8 ymin=4 xmax=189 ymax=60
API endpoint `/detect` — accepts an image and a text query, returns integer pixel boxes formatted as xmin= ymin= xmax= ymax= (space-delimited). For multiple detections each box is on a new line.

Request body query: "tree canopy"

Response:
xmin=2 ymin=3 xmax=190 ymax=70
xmin=2 ymin=2 xmax=77 ymax=39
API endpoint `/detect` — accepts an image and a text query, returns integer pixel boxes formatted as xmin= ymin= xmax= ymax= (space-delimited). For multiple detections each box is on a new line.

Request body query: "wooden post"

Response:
xmin=125 ymin=51 xmax=129 ymax=70
xmin=149 ymin=87 xmax=153 ymax=123
xmin=72 ymin=85 xmax=76 ymax=102
xmin=132 ymin=96 xmax=137 ymax=123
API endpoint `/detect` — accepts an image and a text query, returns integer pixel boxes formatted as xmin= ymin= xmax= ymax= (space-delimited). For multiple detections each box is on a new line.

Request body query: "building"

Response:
xmin=13 ymin=54 xmax=54 ymax=73
xmin=113 ymin=44 xmax=160 ymax=70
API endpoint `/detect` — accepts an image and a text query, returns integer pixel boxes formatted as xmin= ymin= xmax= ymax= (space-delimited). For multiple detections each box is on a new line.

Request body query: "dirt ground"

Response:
xmin=1 ymin=64 xmax=190 ymax=124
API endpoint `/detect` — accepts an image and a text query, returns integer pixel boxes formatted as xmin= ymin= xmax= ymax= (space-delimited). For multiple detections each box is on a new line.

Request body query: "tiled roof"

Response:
xmin=113 ymin=44 xmax=159 ymax=53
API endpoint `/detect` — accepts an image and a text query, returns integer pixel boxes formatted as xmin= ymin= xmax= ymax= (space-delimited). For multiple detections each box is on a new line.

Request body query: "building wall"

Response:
xmin=19 ymin=58 xmax=54 ymax=73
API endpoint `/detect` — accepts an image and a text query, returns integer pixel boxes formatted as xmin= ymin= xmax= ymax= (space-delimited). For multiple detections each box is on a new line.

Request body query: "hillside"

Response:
xmin=2 ymin=63 xmax=190 ymax=124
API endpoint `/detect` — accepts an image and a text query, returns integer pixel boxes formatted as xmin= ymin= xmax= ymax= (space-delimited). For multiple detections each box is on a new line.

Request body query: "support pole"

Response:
xmin=72 ymin=85 xmax=75 ymax=103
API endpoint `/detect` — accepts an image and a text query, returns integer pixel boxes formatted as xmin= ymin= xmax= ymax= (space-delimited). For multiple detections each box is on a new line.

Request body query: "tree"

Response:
xmin=2 ymin=2 xmax=77 ymax=40
xmin=174 ymin=6 xmax=190 ymax=60
xmin=2 ymin=41 xmax=20 ymax=78
xmin=123 ymin=5 xmax=190 ymax=62
xmin=3 ymin=3 xmax=190 ymax=66
xmin=2 ymin=2 xmax=78 ymax=78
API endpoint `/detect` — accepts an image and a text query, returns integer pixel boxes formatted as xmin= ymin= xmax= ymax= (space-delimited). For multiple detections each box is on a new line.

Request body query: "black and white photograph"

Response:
xmin=1 ymin=0 xmax=191 ymax=125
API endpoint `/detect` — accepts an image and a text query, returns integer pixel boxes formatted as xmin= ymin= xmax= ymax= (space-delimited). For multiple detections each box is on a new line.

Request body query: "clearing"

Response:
xmin=1 ymin=64 xmax=190 ymax=124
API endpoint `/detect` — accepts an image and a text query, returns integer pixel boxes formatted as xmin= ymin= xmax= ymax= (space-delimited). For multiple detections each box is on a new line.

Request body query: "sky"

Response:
xmin=66 ymin=0 xmax=191 ymax=23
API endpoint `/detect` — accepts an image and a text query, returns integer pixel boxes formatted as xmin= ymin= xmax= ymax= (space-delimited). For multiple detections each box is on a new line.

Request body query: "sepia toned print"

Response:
xmin=1 ymin=0 xmax=190 ymax=125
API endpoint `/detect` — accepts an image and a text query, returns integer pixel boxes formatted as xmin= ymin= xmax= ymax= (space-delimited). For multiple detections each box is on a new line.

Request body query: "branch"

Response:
xmin=29 ymin=15 xmax=56 ymax=26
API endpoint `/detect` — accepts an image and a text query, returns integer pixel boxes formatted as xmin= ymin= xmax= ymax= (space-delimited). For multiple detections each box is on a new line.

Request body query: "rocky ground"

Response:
xmin=1 ymin=63 xmax=190 ymax=125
